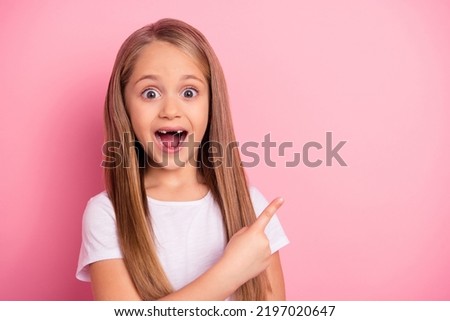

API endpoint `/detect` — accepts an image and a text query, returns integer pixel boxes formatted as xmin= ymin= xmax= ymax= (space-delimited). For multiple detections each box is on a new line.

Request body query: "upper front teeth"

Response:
xmin=158 ymin=130 xmax=184 ymax=134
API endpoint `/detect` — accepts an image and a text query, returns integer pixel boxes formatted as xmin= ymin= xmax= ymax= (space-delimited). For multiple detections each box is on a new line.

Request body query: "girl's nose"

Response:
xmin=159 ymin=97 xmax=181 ymax=119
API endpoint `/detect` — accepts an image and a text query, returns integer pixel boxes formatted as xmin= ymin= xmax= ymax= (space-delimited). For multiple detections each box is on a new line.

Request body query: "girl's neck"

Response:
xmin=144 ymin=165 xmax=208 ymax=201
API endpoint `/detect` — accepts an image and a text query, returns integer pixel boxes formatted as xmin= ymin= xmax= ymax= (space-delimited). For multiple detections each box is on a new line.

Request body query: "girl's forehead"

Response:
xmin=131 ymin=40 xmax=206 ymax=80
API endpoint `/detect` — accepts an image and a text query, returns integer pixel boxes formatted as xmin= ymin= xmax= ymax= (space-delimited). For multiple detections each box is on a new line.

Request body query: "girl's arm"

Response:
xmin=265 ymin=251 xmax=286 ymax=300
xmin=90 ymin=259 xmax=141 ymax=300
xmin=90 ymin=252 xmax=286 ymax=300
xmin=90 ymin=198 xmax=284 ymax=301
xmin=90 ymin=257 xmax=239 ymax=300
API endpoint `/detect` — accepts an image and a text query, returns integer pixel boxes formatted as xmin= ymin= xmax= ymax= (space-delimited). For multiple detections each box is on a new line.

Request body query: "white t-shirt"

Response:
xmin=76 ymin=186 xmax=289 ymax=291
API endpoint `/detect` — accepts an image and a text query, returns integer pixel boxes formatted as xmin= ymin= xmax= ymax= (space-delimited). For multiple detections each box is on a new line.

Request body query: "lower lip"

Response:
xmin=154 ymin=134 xmax=185 ymax=154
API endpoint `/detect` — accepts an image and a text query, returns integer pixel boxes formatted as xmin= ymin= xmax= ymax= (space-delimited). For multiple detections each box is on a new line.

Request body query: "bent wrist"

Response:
xmin=213 ymin=257 xmax=243 ymax=294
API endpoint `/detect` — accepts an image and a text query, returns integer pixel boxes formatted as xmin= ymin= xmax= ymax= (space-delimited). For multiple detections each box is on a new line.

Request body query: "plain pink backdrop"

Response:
xmin=1 ymin=0 xmax=449 ymax=300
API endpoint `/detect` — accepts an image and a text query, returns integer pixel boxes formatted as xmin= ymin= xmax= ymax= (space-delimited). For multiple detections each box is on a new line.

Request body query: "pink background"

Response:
xmin=1 ymin=0 xmax=449 ymax=300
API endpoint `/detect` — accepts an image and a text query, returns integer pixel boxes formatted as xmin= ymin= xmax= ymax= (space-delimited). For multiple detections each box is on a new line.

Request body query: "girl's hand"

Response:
xmin=219 ymin=197 xmax=284 ymax=289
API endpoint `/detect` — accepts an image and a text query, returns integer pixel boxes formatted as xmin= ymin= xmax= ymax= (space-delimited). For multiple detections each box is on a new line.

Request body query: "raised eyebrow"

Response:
xmin=180 ymin=74 xmax=206 ymax=85
xmin=133 ymin=74 xmax=206 ymax=87
xmin=134 ymin=74 xmax=159 ymax=86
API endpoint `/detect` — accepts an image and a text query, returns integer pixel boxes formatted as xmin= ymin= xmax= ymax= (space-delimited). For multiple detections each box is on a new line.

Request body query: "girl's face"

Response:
xmin=124 ymin=40 xmax=209 ymax=169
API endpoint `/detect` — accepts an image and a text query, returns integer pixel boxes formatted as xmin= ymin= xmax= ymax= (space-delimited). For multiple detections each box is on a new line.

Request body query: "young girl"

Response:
xmin=76 ymin=18 xmax=289 ymax=301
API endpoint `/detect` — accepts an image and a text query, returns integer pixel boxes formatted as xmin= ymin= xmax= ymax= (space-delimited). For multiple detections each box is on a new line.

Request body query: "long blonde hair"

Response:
xmin=104 ymin=18 xmax=270 ymax=300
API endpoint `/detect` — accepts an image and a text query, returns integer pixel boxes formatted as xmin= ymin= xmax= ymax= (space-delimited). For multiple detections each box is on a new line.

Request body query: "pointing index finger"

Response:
xmin=253 ymin=197 xmax=284 ymax=230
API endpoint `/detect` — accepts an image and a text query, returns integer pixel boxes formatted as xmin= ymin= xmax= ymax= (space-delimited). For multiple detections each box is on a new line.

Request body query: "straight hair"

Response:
xmin=104 ymin=18 xmax=270 ymax=300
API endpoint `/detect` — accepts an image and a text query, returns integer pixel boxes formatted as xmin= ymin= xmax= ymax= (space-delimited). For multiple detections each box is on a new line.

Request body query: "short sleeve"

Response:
xmin=76 ymin=192 xmax=123 ymax=281
xmin=249 ymin=186 xmax=289 ymax=253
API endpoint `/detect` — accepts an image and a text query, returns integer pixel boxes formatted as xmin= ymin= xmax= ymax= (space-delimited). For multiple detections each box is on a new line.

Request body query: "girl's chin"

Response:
xmin=150 ymin=162 xmax=191 ymax=170
xmin=147 ymin=153 xmax=198 ymax=170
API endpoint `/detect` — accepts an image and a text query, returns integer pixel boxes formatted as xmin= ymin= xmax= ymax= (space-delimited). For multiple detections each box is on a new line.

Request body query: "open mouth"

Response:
xmin=155 ymin=128 xmax=188 ymax=151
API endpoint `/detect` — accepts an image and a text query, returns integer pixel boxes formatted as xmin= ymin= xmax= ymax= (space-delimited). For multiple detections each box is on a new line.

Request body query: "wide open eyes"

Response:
xmin=141 ymin=87 xmax=198 ymax=100
xmin=142 ymin=88 xmax=161 ymax=99
xmin=181 ymin=87 xmax=198 ymax=98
